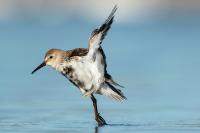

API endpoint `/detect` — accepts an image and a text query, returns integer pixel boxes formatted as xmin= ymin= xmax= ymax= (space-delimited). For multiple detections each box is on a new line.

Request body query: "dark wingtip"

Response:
xmin=104 ymin=4 xmax=118 ymax=24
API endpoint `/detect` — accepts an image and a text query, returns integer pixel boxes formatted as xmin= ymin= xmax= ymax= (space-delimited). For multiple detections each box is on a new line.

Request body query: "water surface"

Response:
xmin=0 ymin=16 xmax=200 ymax=133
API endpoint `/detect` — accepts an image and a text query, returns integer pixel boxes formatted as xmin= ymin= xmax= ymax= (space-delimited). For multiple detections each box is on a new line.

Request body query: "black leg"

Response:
xmin=91 ymin=94 xmax=107 ymax=126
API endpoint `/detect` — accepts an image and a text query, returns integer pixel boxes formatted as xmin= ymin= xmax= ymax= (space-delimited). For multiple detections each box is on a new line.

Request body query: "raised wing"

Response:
xmin=88 ymin=5 xmax=124 ymax=88
xmin=67 ymin=5 xmax=123 ymax=88
xmin=88 ymin=5 xmax=117 ymax=51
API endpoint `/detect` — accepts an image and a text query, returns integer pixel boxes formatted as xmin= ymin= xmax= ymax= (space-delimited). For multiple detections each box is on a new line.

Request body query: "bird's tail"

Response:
xmin=96 ymin=82 xmax=127 ymax=101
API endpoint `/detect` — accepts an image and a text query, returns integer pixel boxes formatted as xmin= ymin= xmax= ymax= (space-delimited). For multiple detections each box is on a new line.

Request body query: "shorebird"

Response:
xmin=32 ymin=5 xmax=126 ymax=126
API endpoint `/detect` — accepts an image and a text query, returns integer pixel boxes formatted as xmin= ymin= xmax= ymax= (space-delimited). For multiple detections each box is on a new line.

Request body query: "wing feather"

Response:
xmin=66 ymin=48 xmax=88 ymax=57
xmin=99 ymin=47 xmax=124 ymax=88
xmin=88 ymin=5 xmax=117 ymax=50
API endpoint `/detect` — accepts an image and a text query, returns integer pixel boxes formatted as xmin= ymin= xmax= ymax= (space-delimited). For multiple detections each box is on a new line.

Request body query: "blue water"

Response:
xmin=0 ymin=18 xmax=200 ymax=132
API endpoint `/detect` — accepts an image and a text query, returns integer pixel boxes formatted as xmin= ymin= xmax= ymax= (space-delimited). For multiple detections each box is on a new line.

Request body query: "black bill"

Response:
xmin=31 ymin=62 xmax=46 ymax=74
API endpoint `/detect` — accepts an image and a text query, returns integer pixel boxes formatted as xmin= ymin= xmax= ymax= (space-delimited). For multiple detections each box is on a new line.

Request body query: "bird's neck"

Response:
xmin=50 ymin=62 xmax=66 ymax=73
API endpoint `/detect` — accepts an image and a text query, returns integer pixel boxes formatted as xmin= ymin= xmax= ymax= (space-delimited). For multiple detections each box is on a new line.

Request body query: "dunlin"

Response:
xmin=32 ymin=5 xmax=126 ymax=126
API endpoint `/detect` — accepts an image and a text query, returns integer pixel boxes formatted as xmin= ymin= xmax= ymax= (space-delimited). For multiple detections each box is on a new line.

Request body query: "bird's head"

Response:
xmin=32 ymin=49 xmax=66 ymax=74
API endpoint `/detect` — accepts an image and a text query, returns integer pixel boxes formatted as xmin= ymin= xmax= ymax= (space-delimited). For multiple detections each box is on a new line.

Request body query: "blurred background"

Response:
xmin=0 ymin=0 xmax=200 ymax=132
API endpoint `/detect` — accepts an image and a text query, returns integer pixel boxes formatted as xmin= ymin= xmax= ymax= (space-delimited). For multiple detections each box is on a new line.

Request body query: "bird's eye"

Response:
xmin=49 ymin=56 xmax=53 ymax=59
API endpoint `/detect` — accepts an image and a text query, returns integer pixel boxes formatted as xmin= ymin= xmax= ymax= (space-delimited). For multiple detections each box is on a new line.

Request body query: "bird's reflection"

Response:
xmin=94 ymin=126 xmax=99 ymax=133
xmin=94 ymin=125 xmax=105 ymax=133
xmin=94 ymin=123 xmax=135 ymax=133
xmin=94 ymin=124 xmax=107 ymax=133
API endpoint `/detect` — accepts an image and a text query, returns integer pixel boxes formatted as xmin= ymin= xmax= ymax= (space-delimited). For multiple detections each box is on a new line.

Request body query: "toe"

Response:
xmin=96 ymin=115 xmax=107 ymax=126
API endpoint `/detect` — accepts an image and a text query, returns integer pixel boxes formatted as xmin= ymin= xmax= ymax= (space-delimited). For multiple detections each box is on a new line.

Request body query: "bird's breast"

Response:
xmin=56 ymin=54 xmax=105 ymax=93
xmin=59 ymin=62 xmax=93 ymax=90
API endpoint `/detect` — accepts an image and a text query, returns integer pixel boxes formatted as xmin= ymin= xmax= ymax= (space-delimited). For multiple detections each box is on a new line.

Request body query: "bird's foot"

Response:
xmin=96 ymin=113 xmax=107 ymax=126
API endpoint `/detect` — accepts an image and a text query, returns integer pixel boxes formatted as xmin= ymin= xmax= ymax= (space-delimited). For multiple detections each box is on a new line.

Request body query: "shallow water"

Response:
xmin=1 ymin=94 xmax=200 ymax=133
xmin=0 ymin=16 xmax=200 ymax=132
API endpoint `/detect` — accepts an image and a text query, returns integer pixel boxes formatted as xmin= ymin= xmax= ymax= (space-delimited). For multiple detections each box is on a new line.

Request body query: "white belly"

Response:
xmin=69 ymin=51 xmax=105 ymax=92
